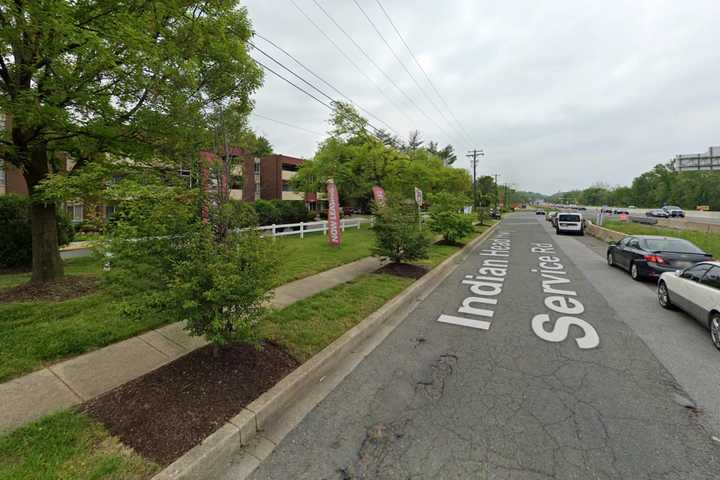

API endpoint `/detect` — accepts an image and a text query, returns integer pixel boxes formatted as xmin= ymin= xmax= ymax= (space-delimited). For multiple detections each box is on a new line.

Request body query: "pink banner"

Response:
xmin=372 ymin=186 xmax=386 ymax=207
xmin=326 ymin=179 xmax=342 ymax=246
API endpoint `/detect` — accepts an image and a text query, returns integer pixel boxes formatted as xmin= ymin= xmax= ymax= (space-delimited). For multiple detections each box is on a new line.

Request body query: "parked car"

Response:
xmin=615 ymin=209 xmax=630 ymax=215
xmin=556 ymin=212 xmax=584 ymax=235
xmin=607 ymin=235 xmax=712 ymax=281
xmin=628 ymin=205 xmax=637 ymax=209
xmin=535 ymin=209 xmax=546 ymax=216
xmin=646 ymin=209 xmax=670 ymax=218
xmin=489 ymin=208 xmax=502 ymax=219
xmin=577 ymin=206 xmax=587 ymax=211
xmin=657 ymin=262 xmax=720 ymax=350
xmin=601 ymin=207 xmax=614 ymax=214
xmin=546 ymin=211 xmax=558 ymax=224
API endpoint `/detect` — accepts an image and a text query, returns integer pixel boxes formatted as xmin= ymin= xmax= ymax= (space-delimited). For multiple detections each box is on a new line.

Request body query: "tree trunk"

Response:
xmin=24 ymin=143 xmax=64 ymax=283
xmin=30 ymin=201 xmax=64 ymax=283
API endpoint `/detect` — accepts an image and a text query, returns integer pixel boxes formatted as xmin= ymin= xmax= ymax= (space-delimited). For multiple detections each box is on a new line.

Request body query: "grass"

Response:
xmin=262 ymin=273 xmax=414 ymax=362
xmin=0 ymin=221 xmax=494 ymax=479
xmin=0 ymin=294 xmax=168 ymax=383
xmin=0 ymin=411 xmax=157 ymax=480
xmin=273 ymin=226 xmax=375 ymax=285
xmin=0 ymin=222 xmax=491 ymax=383
xmin=0 ymin=256 xmax=101 ymax=291
xmin=604 ymin=220 xmax=720 ymax=258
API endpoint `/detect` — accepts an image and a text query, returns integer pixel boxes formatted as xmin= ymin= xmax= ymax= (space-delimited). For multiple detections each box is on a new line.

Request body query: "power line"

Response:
xmin=287 ymin=0 xmax=414 ymax=128
xmin=251 ymin=46 xmax=387 ymax=134
xmin=253 ymin=57 xmax=334 ymax=110
xmin=253 ymin=32 xmax=399 ymax=136
xmin=252 ymin=113 xmax=325 ymax=136
xmin=350 ymin=0 xmax=465 ymax=147
xmin=374 ymin=0 xmax=473 ymax=143
xmin=310 ymin=0 xmax=453 ymax=141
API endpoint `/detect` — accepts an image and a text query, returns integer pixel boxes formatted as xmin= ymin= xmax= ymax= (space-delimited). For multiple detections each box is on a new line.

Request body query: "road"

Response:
xmin=229 ymin=212 xmax=720 ymax=479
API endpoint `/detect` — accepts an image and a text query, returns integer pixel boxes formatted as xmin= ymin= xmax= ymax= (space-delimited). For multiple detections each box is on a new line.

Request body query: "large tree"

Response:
xmin=0 ymin=0 xmax=262 ymax=282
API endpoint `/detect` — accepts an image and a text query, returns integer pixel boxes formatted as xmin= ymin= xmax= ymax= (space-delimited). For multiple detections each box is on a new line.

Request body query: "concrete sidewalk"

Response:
xmin=0 ymin=256 xmax=385 ymax=434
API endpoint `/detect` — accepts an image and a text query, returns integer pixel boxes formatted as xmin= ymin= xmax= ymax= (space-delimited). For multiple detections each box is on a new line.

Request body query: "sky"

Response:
xmin=242 ymin=0 xmax=720 ymax=195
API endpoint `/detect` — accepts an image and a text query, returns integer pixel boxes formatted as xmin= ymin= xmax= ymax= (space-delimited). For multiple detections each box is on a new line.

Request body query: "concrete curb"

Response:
xmin=60 ymin=241 xmax=94 ymax=252
xmin=152 ymin=222 xmax=500 ymax=480
xmin=586 ymin=221 xmax=625 ymax=243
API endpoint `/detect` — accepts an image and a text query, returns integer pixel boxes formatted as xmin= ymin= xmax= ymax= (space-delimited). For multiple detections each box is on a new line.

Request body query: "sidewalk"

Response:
xmin=0 ymin=256 xmax=385 ymax=434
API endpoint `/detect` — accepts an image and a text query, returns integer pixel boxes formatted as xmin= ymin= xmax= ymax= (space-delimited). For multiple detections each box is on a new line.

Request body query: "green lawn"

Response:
xmin=604 ymin=220 xmax=720 ymax=258
xmin=0 ymin=223 xmax=492 ymax=479
xmin=273 ymin=226 xmax=375 ymax=285
xmin=0 ymin=256 xmax=101 ymax=291
xmin=0 ymin=228 xmax=374 ymax=382
xmin=0 ymin=411 xmax=157 ymax=480
xmin=0 ymin=222 xmax=492 ymax=383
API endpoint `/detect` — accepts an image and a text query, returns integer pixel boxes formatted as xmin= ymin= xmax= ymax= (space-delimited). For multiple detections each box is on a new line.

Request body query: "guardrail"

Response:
xmin=255 ymin=217 xmax=373 ymax=239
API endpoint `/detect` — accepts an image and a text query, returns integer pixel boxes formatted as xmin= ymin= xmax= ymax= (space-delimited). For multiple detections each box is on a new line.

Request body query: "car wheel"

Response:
xmin=658 ymin=281 xmax=674 ymax=309
xmin=630 ymin=262 xmax=642 ymax=281
xmin=579 ymin=229 xmax=584 ymax=236
xmin=710 ymin=313 xmax=720 ymax=351
xmin=607 ymin=252 xmax=615 ymax=267
xmin=556 ymin=228 xmax=561 ymax=235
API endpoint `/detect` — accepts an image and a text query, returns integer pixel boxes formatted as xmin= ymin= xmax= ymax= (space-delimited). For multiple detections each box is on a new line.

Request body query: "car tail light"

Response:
xmin=644 ymin=255 xmax=666 ymax=264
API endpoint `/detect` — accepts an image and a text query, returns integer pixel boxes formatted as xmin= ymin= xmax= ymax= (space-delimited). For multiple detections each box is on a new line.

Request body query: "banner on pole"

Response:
xmin=414 ymin=187 xmax=423 ymax=207
xmin=372 ymin=186 xmax=386 ymax=207
xmin=326 ymin=179 xmax=342 ymax=246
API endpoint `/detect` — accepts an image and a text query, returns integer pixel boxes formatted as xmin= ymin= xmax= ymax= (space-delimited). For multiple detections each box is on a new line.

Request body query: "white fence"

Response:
xmin=255 ymin=217 xmax=373 ymax=239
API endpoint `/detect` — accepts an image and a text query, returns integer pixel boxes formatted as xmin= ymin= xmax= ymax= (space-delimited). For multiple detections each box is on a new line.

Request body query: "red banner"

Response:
xmin=372 ymin=186 xmax=386 ymax=207
xmin=326 ymin=179 xmax=342 ymax=246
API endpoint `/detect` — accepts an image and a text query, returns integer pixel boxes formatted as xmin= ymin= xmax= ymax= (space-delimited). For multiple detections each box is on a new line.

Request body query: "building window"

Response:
xmin=0 ymin=160 xmax=5 ymax=187
xmin=66 ymin=204 xmax=84 ymax=223
xmin=254 ymin=181 xmax=261 ymax=200
xmin=254 ymin=158 xmax=261 ymax=175
xmin=282 ymin=180 xmax=291 ymax=192
xmin=105 ymin=205 xmax=116 ymax=219
xmin=282 ymin=163 xmax=300 ymax=172
xmin=230 ymin=175 xmax=243 ymax=190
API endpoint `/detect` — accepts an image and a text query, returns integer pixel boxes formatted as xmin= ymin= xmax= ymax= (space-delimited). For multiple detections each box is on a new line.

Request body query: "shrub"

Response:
xmin=428 ymin=192 xmax=474 ymax=243
xmin=372 ymin=199 xmax=430 ymax=263
xmin=220 ymin=200 xmax=258 ymax=229
xmin=104 ymin=188 xmax=278 ymax=354
xmin=0 ymin=195 xmax=74 ymax=268
xmin=253 ymin=199 xmax=279 ymax=226
xmin=272 ymin=200 xmax=315 ymax=224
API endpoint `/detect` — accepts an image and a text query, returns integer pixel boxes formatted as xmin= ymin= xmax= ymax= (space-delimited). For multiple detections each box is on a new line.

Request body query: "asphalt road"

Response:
xmin=239 ymin=213 xmax=720 ymax=479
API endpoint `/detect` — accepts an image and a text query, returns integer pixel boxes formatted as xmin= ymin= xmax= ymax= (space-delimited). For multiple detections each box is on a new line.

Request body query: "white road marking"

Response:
xmin=437 ymin=314 xmax=492 ymax=330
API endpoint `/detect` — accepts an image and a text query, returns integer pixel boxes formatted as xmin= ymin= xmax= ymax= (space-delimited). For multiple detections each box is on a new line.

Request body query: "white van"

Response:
xmin=556 ymin=212 xmax=584 ymax=235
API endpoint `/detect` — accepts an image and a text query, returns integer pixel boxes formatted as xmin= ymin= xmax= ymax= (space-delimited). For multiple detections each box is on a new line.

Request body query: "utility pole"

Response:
xmin=466 ymin=149 xmax=484 ymax=209
xmin=492 ymin=173 xmax=500 ymax=210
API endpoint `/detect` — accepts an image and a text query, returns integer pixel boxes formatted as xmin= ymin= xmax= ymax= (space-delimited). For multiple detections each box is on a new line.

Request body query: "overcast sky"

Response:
xmin=243 ymin=0 xmax=720 ymax=195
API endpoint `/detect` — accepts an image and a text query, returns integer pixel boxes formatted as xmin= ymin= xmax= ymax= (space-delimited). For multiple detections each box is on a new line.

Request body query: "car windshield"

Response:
xmin=558 ymin=214 xmax=581 ymax=221
xmin=641 ymin=238 xmax=704 ymax=254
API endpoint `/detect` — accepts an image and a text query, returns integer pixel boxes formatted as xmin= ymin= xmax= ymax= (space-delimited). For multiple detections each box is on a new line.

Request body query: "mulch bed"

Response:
xmin=434 ymin=239 xmax=465 ymax=247
xmin=375 ymin=262 xmax=429 ymax=279
xmin=82 ymin=342 xmax=299 ymax=466
xmin=0 ymin=276 xmax=99 ymax=303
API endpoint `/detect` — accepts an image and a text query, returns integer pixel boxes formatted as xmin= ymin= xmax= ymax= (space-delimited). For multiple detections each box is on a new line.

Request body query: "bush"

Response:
xmin=220 ymin=200 xmax=258 ymax=229
xmin=104 ymin=188 xmax=278 ymax=353
xmin=430 ymin=211 xmax=474 ymax=244
xmin=0 ymin=195 xmax=74 ymax=268
xmin=372 ymin=199 xmax=430 ymax=263
xmin=271 ymin=200 xmax=315 ymax=224
xmin=253 ymin=199 xmax=279 ymax=226
xmin=428 ymin=192 xmax=474 ymax=243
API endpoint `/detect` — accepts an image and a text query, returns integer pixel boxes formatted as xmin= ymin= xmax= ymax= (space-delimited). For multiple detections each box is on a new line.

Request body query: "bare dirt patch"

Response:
xmin=82 ymin=342 xmax=299 ymax=466
xmin=0 ymin=276 xmax=99 ymax=303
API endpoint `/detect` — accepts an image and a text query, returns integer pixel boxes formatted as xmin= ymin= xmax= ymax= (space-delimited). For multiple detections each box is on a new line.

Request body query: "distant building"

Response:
xmin=670 ymin=146 xmax=720 ymax=171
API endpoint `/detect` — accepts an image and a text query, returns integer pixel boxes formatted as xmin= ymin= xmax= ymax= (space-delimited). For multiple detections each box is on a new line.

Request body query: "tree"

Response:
xmin=438 ymin=145 xmax=457 ymax=166
xmin=103 ymin=184 xmax=277 ymax=356
xmin=406 ymin=130 xmax=424 ymax=152
xmin=0 ymin=1 xmax=262 ymax=283
xmin=372 ymin=199 xmax=430 ymax=264
xmin=428 ymin=192 xmax=474 ymax=244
